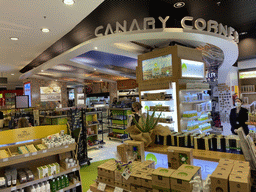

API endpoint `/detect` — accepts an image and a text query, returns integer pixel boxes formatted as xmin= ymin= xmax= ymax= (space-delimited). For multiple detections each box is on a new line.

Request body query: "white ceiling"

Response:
xmin=0 ymin=0 xmax=104 ymax=86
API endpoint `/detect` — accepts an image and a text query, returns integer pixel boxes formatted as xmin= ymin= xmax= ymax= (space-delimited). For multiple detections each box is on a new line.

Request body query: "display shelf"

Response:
xmin=149 ymin=110 xmax=174 ymax=112
xmin=241 ymin=92 xmax=256 ymax=95
xmin=56 ymin=181 xmax=81 ymax=192
xmin=0 ymin=166 xmax=80 ymax=192
xmin=107 ymin=126 xmax=126 ymax=130
xmin=181 ymin=116 xmax=198 ymax=121
xmin=246 ymin=122 xmax=256 ymax=125
xmin=180 ymin=89 xmax=211 ymax=92
xmin=39 ymin=115 xmax=67 ymax=118
xmin=108 ymin=136 xmax=129 ymax=142
xmin=141 ymin=99 xmax=173 ymax=101
xmin=0 ymin=143 xmax=76 ymax=168
xmin=145 ymin=145 xmax=245 ymax=162
xmin=108 ymin=108 xmax=131 ymax=111
xmin=181 ymin=99 xmax=211 ymax=104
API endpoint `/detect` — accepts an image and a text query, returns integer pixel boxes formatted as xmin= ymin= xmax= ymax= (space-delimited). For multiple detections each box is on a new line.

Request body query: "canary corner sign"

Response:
xmin=95 ymin=16 xmax=239 ymax=43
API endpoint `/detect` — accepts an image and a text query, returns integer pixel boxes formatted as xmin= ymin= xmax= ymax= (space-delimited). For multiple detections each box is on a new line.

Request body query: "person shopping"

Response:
xmin=229 ymin=98 xmax=249 ymax=135
xmin=127 ymin=102 xmax=142 ymax=127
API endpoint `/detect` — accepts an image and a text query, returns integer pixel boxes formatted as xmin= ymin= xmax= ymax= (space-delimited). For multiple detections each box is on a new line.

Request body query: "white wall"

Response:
xmin=238 ymin=58 xmax=256 ymax=69
xmin=218 ymin=65 xmax=238 ymax=94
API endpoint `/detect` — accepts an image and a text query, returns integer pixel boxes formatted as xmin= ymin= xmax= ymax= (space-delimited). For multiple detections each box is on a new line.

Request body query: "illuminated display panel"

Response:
xmin=142 ymin=54 xmax=172 ymax=80
xmin=239 ymin=71 xmax=256 ymax=79
xmin=181 ymin=59 xmax=204 ymax=78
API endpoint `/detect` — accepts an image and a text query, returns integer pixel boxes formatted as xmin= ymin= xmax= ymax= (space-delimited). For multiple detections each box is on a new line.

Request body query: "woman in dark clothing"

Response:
xmin=229 ymin=98 xmax=249 ymax=135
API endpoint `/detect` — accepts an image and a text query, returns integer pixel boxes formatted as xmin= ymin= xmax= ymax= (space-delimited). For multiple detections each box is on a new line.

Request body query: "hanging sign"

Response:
xmin=95 ymin=16 xmax=239 ymax=43
xmin=40 ymin=87 xmax=61 ymax=102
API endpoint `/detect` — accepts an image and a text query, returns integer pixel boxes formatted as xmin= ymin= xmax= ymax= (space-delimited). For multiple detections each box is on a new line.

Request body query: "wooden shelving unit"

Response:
xmin=0 ymin=126 xmax=82 ymax=192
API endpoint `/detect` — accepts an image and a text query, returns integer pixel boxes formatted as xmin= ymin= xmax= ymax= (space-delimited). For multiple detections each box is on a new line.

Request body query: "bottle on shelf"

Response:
xmin=46 ymin=181 xmax=50 ymax=192
xmin=65 ymin=175 xmax=69 ymax=187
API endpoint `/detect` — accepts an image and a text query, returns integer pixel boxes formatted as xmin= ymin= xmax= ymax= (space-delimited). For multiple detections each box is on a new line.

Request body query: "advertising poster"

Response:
xmin=24 ymin=82 xmax=31 ymax=107
xmin=40 ymin=87 xmax=61 ymax=101
xmin=142 ymin=54 xmax=172 ymax=80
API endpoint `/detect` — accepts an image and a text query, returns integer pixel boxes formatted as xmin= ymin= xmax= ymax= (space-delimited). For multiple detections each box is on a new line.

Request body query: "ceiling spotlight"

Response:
xmin=217 ymin=2 xmax=221 ymax=6
xmin=41 ymin=28 xmax=50 ymax=33
xmin=55 ymin=79 xmax=58 ymax=81
xmin=94 ymin=68 xmax=96 ymax=71
xmin=239 ymin=32 xmax=247 ymax=35
xmin=94 ymin=47 xmax=98 ymax=50
xmin=173 ymin=2 xmax=185 ymax=8
xmin=10 ymin=37 xmax=19 ymax=41
xmin=100 ymin=79 xmax=102 ymax=81
xmin=41 ymin=70 xmax=44 ymax=72
xmin=11 ymin=74 xmax=14 ymax=75
xmin=63 ymin=0 xmax=75 ymax=5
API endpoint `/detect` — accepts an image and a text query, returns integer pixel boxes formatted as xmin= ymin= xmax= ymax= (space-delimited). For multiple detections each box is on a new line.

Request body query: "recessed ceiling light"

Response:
xmin=63 ymin=0 xmax=75 ymax=5
xmin=94 ymin=47 xmax=98 ymax=50
xmin=41 ymin=70 xmax=44 ymax=72
xmin=239 ymin=32 xmax=247 ymax=35
xmin=55 ymin=79 xmax=58 ymax=81
xmin=41 ymin=28 xmax=50 ymax=33
xmin=94 ymin=68 xmax=96 ymax=71
xmin=100 ymin=79 xmax=102 ymax=81
xmin=11 ymin=74 xmax=14 ymax=75
xmin=173 ymin=2 xmax=185 ymax=8
xmin=10 ymin=37 xmax=19 ymax=41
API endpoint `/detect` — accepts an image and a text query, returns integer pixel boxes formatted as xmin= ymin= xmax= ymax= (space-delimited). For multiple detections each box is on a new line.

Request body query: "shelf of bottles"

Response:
xmin=140 ymin=82 xmax=178 ymax=132
xmin=179 ymin=89 xmax=212 ymax=132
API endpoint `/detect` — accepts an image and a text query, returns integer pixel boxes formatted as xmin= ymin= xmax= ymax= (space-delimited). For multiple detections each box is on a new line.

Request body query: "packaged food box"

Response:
xmin=124 ymin=140 xmax=145 ymax=162
xmin=152 ymin=168 xmax=175 ymax=189
xmin=115 ymin=170 xmax=123 ymax=183
xmin=141 ymin=173 xmax=152 ymax=188
xmin=130 ymin=171 xmax=144 ymax=186
xmin=142 ymin=160 xmax=155 ymax=169
xmin=177 ymin=164 xmax=201 ymax=178
xmin=117 ymin=144 xmax=127 ymax=163
xmin=48 ymin=164 xmax=56 ymax=176
xmin=53 ymin=163 xmax=60 ymax=174
xmin=167 ymin=146 xmax=193 ymax=169
xmin=37 ymin=167 xmax=44 ymax=179
xmin=229 ymin=173 xmax=250 ymax=192
xmin=210 ymin=169 xmax=230 ymax=192
xmin=121 ymin=183 xmax=131 ymax=191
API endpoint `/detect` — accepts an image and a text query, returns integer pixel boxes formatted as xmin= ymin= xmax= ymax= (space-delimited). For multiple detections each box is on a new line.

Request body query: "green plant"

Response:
xmin=132 ymin=108 xmax=162 ymax=133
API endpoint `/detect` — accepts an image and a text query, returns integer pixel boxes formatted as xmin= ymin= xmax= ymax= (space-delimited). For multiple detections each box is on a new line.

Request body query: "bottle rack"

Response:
xmin=179 ymin=89 xmax=212 ymax=133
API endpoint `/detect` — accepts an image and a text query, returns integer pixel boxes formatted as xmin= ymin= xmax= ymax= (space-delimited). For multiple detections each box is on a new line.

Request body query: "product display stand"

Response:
xmin=84 ymin=110 xmax=105 ymax=150
xmin=0 ymin=126 xmax=82 ymax=192
xmin=107 ymin=108 xmax=131 ymax=143
xmin=39 ymin=109 xmax=68 ymax=126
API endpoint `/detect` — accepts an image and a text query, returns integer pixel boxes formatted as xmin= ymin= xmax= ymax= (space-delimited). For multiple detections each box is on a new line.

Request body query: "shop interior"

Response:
xmin=1 ymin=1 xmax=256 ymax=192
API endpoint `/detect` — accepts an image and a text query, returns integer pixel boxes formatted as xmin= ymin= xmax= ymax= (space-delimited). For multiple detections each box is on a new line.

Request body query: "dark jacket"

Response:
xmin=229 ymin=107 xmax=249 ymax=135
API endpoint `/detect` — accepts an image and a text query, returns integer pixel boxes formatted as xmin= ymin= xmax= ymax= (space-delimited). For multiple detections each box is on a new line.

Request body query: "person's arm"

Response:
xmin=230 ymin=109 xmax=236 ymax=134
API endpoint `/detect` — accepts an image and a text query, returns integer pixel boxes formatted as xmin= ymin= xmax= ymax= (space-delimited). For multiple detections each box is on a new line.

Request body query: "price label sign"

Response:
xmin=49 ymin=176 xmax=53 ymax=179
xmin=114 ymin=187 xmax=123 ymax=192
xmin=72 ymin=168 xmax=77 ymax=172
xmin=42 ymin=150 xmax=47 ymax=153
xmin=59 ymin=190 xmax=63 ymax=192
xmin=25 ymin=154 xmax=30 ymax=157
xmin=11 ymin=187 xmax=16 ymax=191
xmin=32 ymin=152 xmax=37 ymax=156
xmin=97 ymin=183 xmax=106 ymax=191
xmin=3 ymin=158 xmax=8 ymax=162
xmin=65 ymin=145 xmax=68 ymax=149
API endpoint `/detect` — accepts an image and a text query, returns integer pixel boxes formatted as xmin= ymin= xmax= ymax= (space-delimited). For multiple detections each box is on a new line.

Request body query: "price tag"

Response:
xmin=72 ymin=168 xmax=77 ymax=172
xmin=3 ymin=158 xmax=8 ymax=162
xmin=11 ymin=187 xmax=16 ymax=191
xmin=25 ymin=154 xmax=30 ymax=157
xmin=32 ymin=152 xmax=37 ymax=156
xmin=65 ymin=145 xmax=68 ymax=148
xmin=114 ymin=187 xmax=123 ymax=192
xmin=97 ymin=182 xmax=106 ymax=191
xmin=49 ymin=176 xmax=53 ymax=179
xmin=42 ymin=150 xmax=47 ymax=153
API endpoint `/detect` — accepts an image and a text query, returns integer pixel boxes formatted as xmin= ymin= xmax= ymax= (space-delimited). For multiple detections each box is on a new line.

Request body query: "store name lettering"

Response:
xmin=95 ymin=16 xmax=239 ymax=43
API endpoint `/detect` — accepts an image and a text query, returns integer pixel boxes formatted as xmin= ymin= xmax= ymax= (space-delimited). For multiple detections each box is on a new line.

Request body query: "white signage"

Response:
xmin=95 ymin=16 xmax=239 ymax=43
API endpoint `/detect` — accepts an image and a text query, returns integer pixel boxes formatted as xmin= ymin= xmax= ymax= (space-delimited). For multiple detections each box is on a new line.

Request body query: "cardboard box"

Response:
xmin=233 ymin=160 xmax=250 ymax=167
xmin=152 ymin=167 xmax=175 ymax=189
xmin=141 ymin=188 xmax=152 ymax=192
xmin=122 ymin=174 xmax=133 ymax=184
xmin=122 ymin=183 xmax=131 ymax=191
xmin=153 ymin=189 xmax=170 ymax=192
xmin=215 ymin=166 xmax=233 ymax=174
xmin=141 ymin=173 xmax=153 ymax=188
xmin=98 ymin=163 xmax=108 ymax=177
xmin=131 ymin=171 xmax=144 ymax=186
xmin=167 ymin=146 xmax=193 ymax=169
xmin=131 ymin=185 xmax=144 ymax=192
xmin=210 ymin=170 xmax=230 ymax=192
xmin=229 ymin=174 xmax=250 ymax=192
xmin=97 ymin=175 xmax=114 ymax=186
xmin=105 ymin=165 xmax=116 ymax=179
xmin=231 ymin=169 xmax=250 ymax=180
xmin=104 ymin=159 xmax=116 ymax=165
xmin=137 ymin=167 xmax=154 ymax=174
xmin=117 ymin=144 xmax=127 ymax=163
xmin=233 ymin=164 xmax=250 ymax=171
xmin=219 ymin=159 xmax=234 ymax=164
xmin=124 ymin=140 xmax=145 ymax=162
xmin=115 ymin=170 xmax=123 ymax=183
xmin=170 ymin=171 xmax=194 ymax=192
xmin=177 ymin=164 xmax=201 ymax=178
xmin=143 ymin=160 xmax=155 ymax=169
xmin=114 ymin=181 xmax=122 ymax=188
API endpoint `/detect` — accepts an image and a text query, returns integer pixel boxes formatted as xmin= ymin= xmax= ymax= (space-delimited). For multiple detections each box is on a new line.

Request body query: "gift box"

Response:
xmin=167 ymin=146 xmax=193 ymax=169
xmin=152 ymin=167 xmax=175 ymax=189
xmin=124 ymin=140 xmax=145 ymax=162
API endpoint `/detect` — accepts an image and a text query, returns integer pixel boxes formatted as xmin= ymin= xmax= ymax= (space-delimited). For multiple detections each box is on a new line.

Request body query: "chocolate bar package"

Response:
xmin=171 ymin=133 xmax=182 ymax=146
xmin=177 ymin=134 xmax=185 ymax=147
xmin=190 ymin=133 xmax=200 ymax=148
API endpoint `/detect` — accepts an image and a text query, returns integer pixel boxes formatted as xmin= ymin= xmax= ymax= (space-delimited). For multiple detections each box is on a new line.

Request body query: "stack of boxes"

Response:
xmin=167 ymin=146 xmax=193 ymax=169
xmin=117 ymin=141 xmax=145 ymax=163
xmin=210 ymin=159 xmax=251 ymax=192
xmin=97 ymin=160 xmax=155 ymax=192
